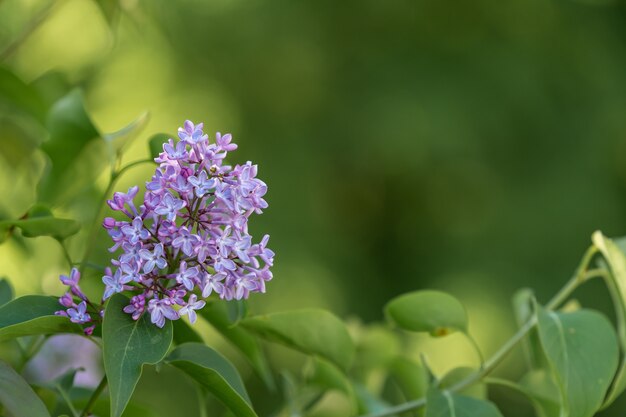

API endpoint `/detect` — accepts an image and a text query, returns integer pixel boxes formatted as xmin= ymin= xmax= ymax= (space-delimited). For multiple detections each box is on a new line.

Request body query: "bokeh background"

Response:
xmin=2 ymin=0 xmax=626 ymax=416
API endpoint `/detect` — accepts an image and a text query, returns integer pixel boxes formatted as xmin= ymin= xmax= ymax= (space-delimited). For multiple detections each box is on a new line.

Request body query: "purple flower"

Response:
xmin=123 ymin=295 xmax=146 ymax=320
xmin=102 ymin=268 xmax=126 ymax=300
xmin=179 ymin=294 xmax=206 ymax=324
xmin=67 ymin=301 xmax=91 ymax=324
xmin=216 ymin=132 xmax=237 ymax=152
xmin=178 ymin=120 xmax=208 ymax=144
xmin=172 ymin=227 xmax=200 ymax=257
xmin=188 ymin=171 xmax=216 ymax=197
xmin=139 ymin=243 xmax=167 ymax=273
xmin=163 ymin=139 xmax=188 ymax=160
xmin=202 ymin=272 xmax=225 ymax=298
xmin=154 ymin=192 xmax=186 ymax=222
xmin=121 ymin=217 xmax=150 ymax=244
xmin=148 ymin=298 xmax=179 ymax=328
xmin=175 ymin=261 xmax=200 ymax=291
xmin=60 ymin=268 xmax=80 ymax=286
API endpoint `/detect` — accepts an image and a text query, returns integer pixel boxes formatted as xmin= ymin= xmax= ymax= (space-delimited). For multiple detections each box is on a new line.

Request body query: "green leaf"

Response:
xmin=172 ymin=318 xmax=204 ymax=345
xmin=104 ymin=112 xmax=149 ymax=165
xmin=388 ymin=357 xmax=428 ymax=401
xmin=425 ymin=387 xmax=503 ymax=417
xmin=439 ymin=367 xmax=485 ymax=399
xmin=518 ymin=370 xmax=561 ymax=417
xmin=354 ymin=325 xmax=401 ymax=376
xmin=535 ymin=306 xmax=619 ymax=417
xmin=148 ymin=133 xmax=170 ymax=160
xmin=165 ymin=343 xmax=257 ymax=417
xmin=385 ymin=290 xmax=468 ymax=336
xmin=38 ymin=89 xmax=104 ymax=205
xmin=307 ymin=358 xmax=354 ymax=398
xmin=103 ymin=294 xmax=173 ymax=417
xmin=0 ymin=278 xmax=14 ymax=306
xmin=353 ymin=384 xmax=397 ymax=416
xmin=0 ymin=204 xmax=81 ymax=240
xmin=0 ymin=295 xmax=82 ymax=341
xmin=226 ymin=299 xmax=248 ymax=325
xmin=512 ymin=288 xmax=547 ymax=370
xmin=199 ymin=302 xmax=274 ymax=389
xmin=592 ymin=231 xmax=626 ymax=407
xmin=242 ymin=309 xmax=355 ymax=370
xmin=0 ymin=360 xmax=51 ymax=417
xmin=0 ymin=66 xmax=46 ymax=122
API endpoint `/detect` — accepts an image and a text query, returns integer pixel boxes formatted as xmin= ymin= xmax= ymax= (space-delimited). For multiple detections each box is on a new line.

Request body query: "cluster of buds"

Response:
xmin=56 ymin=121 xmax=274 ymax=329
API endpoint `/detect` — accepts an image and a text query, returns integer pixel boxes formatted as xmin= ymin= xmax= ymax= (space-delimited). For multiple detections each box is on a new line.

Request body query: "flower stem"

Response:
xmin=357 ymin=245 xmax=599 ymax=417
xmin=81 ymin=376 xmax=107 ymax=417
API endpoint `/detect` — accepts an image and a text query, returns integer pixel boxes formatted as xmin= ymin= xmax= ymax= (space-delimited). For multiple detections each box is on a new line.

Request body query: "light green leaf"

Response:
xmin=165 ymin=343 xmax=257 ymax=417
xmin=388 ymin=356 xmax=429 ymax=402
xmin=353 ymin=384 xmax=397 ymax=416
xmin=38 ymin=89 xmax=103 ymax=205
xmin=0 ymin=66 xmax=46 ymax=122
xmin=0 ymin=278 xmax=14 ymax=306
xmin=535 ymin=306 xmax=619 ymax=417
xmin=439 ymin=367 xmax=484 ymax=399
xmin=518 ymin=370 xmax=561 ymax=417
xmin=103 ymin=294 xmax=173 ymax=417
xmin=512 ymin=288 xmax=547 ymax=370
xmin=425 ymin=387 xmax=503 ymax=417
xmin=307 ymin=357 xmax=355 ymax=400
xmin=104 ymin=112 xmax=149 ymax=165
xmin=0 ymin=295 xmax=82 ymax=341
xmin=0 ymin=360 xmax=51 ymax=417
xmin=242 ymin=309 xmax=355 ymax=370
xmin=0 ymin=204 xmax=80 ymax=240
xmin=385 ymin=290 xmax=468 ymax=336
xmin=354 ymin=325 xmax=401 ymax=376
xmin=199 ymin=302 xmax=274 ymax=388
xmin=148 ymin=133 xmax=170 ymax=160
xmin=592 ymin=231 xmax=626 ymax=407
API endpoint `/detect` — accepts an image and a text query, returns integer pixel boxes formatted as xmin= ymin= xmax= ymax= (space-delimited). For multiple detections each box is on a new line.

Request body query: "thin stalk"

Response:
xmin=357 ymin=245 xmax=600 ymax=417
xmin=81 ymin=376 xmax=107 ymax=417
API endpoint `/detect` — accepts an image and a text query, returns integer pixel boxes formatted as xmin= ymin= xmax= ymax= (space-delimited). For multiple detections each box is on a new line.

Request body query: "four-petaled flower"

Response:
xmin=139 ymin=243 xmax=167 ymax=273
xmin=179 ymin=294 xmax=205 ymax=324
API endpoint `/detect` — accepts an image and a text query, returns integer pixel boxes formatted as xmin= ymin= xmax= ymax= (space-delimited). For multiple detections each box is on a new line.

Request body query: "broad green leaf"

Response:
xmin=165 ymin=343 xmax=257 ymax=417
xmin=354 ymin=325 xmax=401 ymax=376
xmin=0 ymin=295 xmax=82 ymax=341
xmin=199 ymin=302 xmax=274 ymax=388
xmin=148 ymin=133 xmax=170 ymax=160
xmin=103 ymin=294 xmax=173 ymax=417
xmin=388 ymin=357 xmax=428 ymax=402
xmin=592 ymin=231 xmax=626 ymax=407
xmin=439 ymin=367 xmax=485 ymax=399
xmin=30 ymin=71 xmax=71 ymax=110
xmin=172 ymin=318 xmax=204 ymax=345
xmin=38 ymin=89 xmax=103 ymax=205
xmin=0 ymin=204 xmax=81 ymax=240
xmin=0 ymin=278 xmax=14 ymax=306
xmin=104 ymin=112 xmax=149 ymax=165
xmin=425 ymin=387 xmax=503 ymax=417
xmin=226 ymin=299 xmax=248 ymax=325
xmin=306 ymin=358 xmax=356 ymax=404
xmin=385 ymin=290 xmax=468 ymax=336
xmin=353 ymin=384 xmax=397 ymax=416
xmin=0 ymin=66 xmax=46 ymax=121
xmin=519 ymin=370 xmax=561 ymax=417
xmin=0 ymin=360 xmax=51 ymax=417
xmin=242 ymin=309 xmax=355 ymax=370
xmin=535 ymin=306 xmax=618 ymax=417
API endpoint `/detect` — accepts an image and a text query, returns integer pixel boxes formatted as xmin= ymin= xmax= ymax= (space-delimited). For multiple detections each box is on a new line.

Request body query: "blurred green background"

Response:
xmin=2 ymin=0 xmax=626 ymax=415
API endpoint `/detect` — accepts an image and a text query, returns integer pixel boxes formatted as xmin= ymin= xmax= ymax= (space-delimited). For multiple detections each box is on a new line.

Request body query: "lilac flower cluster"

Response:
xmin=54 ymin=268 xmax=98 ymax=335
xmin=57 ymin=121 xmax=274 ymax=329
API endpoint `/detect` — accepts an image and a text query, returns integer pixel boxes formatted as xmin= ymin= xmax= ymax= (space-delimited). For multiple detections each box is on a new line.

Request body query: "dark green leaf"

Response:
xmin=172 ymin=318 xmax=204 ymax=345
xmin=353 ymin=384 xmax=397 ymax=416
xmin=0 ymin=214 xmax=81 ymax=240
xmin=425 ymin=387 xmax=503 ymax=417
xmin=103 ymin=294 xmax=173 ymax=417
xmin=165 ymin=343 xmax=257 ymax=417
xmin=0 ymin=66 xmax=46 ymax=121
xmin=0 ymin=278 xmax=14 ymax=306
xmin=512 ymin=288 xmax=547 ymax=370
xmin=385 ymin=290 xmax=468 ymax=336
xmin=0 ymin=360 xmax=51 ymax=417
xmin=38 ymin=89 xmax=103 ymax=205
xmin=535 ymin=306 xmax=619 ymax=417
xmin=148 ymin=133 xmax=170 ymax=160
xmin=0 ymin=295 xmax=82 ymax=341
xmin=199 ymin=302 xmax=274 ymax=389
xmin=307 ymin=358 xmax=354 ymax=398
xmin=593 ymin=232 xmax=626 ymax=407
xmin=226 ymin=299 xmax=248 ymax=325
xmin=30 ymin=71 xmax=71 ymax=110
xmin=242 ymin=309 xmax=355 ymax=370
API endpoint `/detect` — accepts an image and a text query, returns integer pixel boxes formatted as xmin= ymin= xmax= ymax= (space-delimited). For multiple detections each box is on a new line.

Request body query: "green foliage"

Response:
xmin=424 ymin=387 xmax=503 ymax=417
xmin=0 ymin=204 xmax=80 ymax=242
xmin=385 ymin=290 xmax=468 ymax=336
xmin=534 ymin=306 xmax=619 ymax=417
xmin=166 ymin=343 xmax=257 ymax=417
xmin=0 ymin=360 xmax=51 ymax=417
xmin=148 ymin=133 xmax=170 ymax=160
xmin=242 ymin=309 xmax=355 ymax=371
xmin=103 ymin=294 xmax=173 ymax=417
xmin=0 ymin=295 xmax=82 ymax=341
xmin=0 ymin=278 xmax=14 ymax=307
